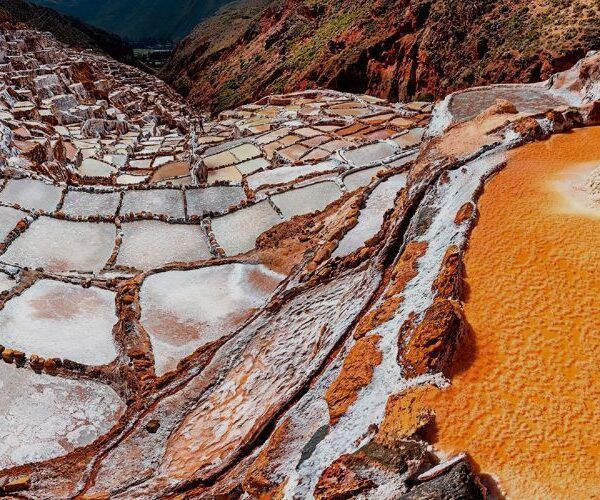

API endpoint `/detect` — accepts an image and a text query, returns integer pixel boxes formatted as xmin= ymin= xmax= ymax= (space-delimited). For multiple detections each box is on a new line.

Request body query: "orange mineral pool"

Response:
xmin=426 ymin=127 xmax=600 ymax=498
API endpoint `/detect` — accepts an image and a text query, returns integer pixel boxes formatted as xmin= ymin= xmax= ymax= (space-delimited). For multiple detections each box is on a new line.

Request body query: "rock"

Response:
xmin=146 ymin=419 xmax=160 ymax=433
xmin=325 ymin=335 xmax=382 ymax=424
xmin=3 ymin=475 xmax=31 ymax=493
xmin=400 ymin=461 xmax=486 ymax=499
xmin=398 ymin=299 xmax=466 ymax=378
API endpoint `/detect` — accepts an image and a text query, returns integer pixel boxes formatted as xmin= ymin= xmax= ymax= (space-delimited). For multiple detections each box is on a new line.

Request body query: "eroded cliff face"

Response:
xmin=0 ymin=25 xmax=599 ymax=499
xmin=163 ymin=0 xmax=600 ymax=113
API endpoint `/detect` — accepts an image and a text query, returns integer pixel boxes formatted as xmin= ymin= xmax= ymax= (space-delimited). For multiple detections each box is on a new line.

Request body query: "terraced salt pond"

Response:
xmin=0 ymin=178 xmax=62 ymax=212
xmin=0 ymin=280 xmax=118 ymax=364
xmin=116 ymin=221 xmax=212 ymax=270
xmin=1 ymin=217 xmax=116 ymax=273
xmin=120 ymin=189 xmax=185 ymax=220
xmin=0 ymin=362 xmax=124 ymax=469
xmin=0 ymin=206 xmax=26 ymax=240
xmin=271 ymin=181 xmax=341 ymax=219
xmin=140 ymin=264 xmax=283 ymax=375
xmin=211 ymin=201 xmax=282 ymax=255
xmin=424 ymin=128 xmax=600 ymax=498
xmin=333 ymin=173 xmax=406 ymax=257
xmin=61 ymin=190 xmax=120 ymax=218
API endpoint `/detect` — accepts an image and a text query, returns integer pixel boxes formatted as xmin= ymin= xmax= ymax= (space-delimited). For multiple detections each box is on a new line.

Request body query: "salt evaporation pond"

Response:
xmin=0 ymin=206 xmax=26 ymax=240
xmin=185 ymin=186 xmax=246 ymax=217
xmin=211 ymin=201 xmax=282 ymax=255
xmin=343 ymin=142 xmax=396 ymax=167
xmin=271 ymin=181 xmax=341 ymax=219
xmin=343 ymin=167 xmax=382 ymax=191
xmin=140 ymin=264 xmax=283 ymax=375
xmin=120 ymin=189 xmax=185 ymax=220
xmin=247 ymin=161 xmax=338 ymax=191
xmin=61 ymin=190 xmax=120 ymax=218
xmin=0 ymin=362 xmax=125 ymax=469
xmin=333 ymin=173 xmax=407 ymax=257
xmin=1 ymin=217 xmax=116 ymax=273
xmin=0 ymin=178 xmax=62 ymax=212
xmin=0 ymin=280 xmax=118 ymax=365
xmin=116 ymin=220 xmax=212 ymax=270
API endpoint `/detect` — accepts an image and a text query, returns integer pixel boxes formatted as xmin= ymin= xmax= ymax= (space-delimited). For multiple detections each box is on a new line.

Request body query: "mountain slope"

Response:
xmin=30 ymin=0 xmax=237 ymax=42
xmin=163 ymin=0 xmax=600 ymax=113
xmin=0 ymin=0 xmax=137 ymax=65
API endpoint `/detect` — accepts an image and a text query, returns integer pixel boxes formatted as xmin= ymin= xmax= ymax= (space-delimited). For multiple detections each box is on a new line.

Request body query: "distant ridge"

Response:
xmin=0 ymin=0 xmax=139 ymax=67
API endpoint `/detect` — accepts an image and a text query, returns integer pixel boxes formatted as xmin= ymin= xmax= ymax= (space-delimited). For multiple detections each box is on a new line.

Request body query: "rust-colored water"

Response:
xmin=427 ymin=128 xmax=600 ymax=498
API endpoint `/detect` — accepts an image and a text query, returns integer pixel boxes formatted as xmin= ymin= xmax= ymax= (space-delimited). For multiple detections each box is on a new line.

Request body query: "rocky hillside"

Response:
xmin=162 ymin=0 xmax=600 ymax=113
xmin=31 ymin=0 xmax=237 ymax=43
xmin=0 ymin=0 xmax=138 ymax=66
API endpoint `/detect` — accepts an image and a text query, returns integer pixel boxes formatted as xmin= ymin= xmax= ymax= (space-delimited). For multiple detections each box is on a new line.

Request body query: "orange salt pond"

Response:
xmin=426 ymin=127 xmax=600 ymax=498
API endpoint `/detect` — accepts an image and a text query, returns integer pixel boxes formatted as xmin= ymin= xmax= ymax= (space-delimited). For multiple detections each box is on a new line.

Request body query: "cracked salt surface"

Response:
xmin=140 ymin=263 xmax=284 ymax=375
xmin=0 ymin=362 xmax=124 ymax=469
xmin=284 ymin=148 xmax=509 ymax=498
xmin=0 ymin=280 xmax=118 ymax=365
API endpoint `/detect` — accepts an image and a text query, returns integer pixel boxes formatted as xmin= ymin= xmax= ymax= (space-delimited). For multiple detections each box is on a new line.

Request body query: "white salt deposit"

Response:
xmin=0 ymin=362 xmax=124 ymax=469
xmin=1 ymin=217 xmax=116 ymax=273
xmin=61 ymin=190 xmax=120 ymax=218
xmin=140 ymin=264 xmax=284 ymax=375
xmin=121 ymin=189 xmax=185 ymax=220
xmin=0 ymin=279 xmax=118 ymax=364
xmin=0 ymin=205 xmax=26 ymax=241
xmin=0 ymin=178 xmax=63 ymax=212
xmin=116 ymin=220 xmax=212 ymax=270
xmin=333 ymin=173 xmax=407 ymax=258
xmin=270 ymin=181 xmax=341 ymax=220
xmin=211 ymin=201 xmax=282 ymax=255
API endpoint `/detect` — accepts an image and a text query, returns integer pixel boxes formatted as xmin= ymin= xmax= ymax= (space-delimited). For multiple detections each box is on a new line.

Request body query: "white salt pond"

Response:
xmin=120 ymin=189 xmax=185 ymax=220
xmin=185 ymin=186 xmax=246 ymax=217
xmin=61 ymin=190 xmax=120 ymax=218
xmin=343 ymin=167 xmax=382 ymax=191
xmin=1 ymin=217 xmax=116 ymax=273
xmin=116 ymin=220 xmax=212 ymax=270
xmin=333 ymin=173 xmax=407 ymax=257
xmin=343 ymin=142 xmax=397 ymax=167
xmin=0 ymin=178 xmax=63 ymax=212
xmin=211 ymin=201 xmax=282 ymax=255
xmin=271 ymin=181 xmax=341 ymax=219
xmin=140 ymin=264 xmax=284 ymax=375
xmin=0 ymin=280 xmax=118 ymax=364
xmin=0 ymin=206 xmax=26 ymax=241
xmin=0 ymin=362 xmax=124 ymax=469
xmin=247 ymin=161 xmax=339 ymax=191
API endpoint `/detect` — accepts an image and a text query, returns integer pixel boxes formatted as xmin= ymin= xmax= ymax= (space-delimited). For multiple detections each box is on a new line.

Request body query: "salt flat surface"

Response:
xmin=1 ymin=217 xmax=116 ymax=273
xmin=0 ymin=362 xmax=124 ymax=469
xmin=0 ymin=280 xmax=118 ymax=364
xmin=343 ymin=142 xmax=396 ymax=167
xmin=0 ymin=271 xmax=15 ymax=293
xmin=61 ymin=190 xmax=120 ymax=218
xmin=211 ymin=201 xmax=282 ymax=255
xmin=140 ymin=264 xmax=284 ymax=375
xmin=0 ymin=205 xmax=25 ymax=240
xmin=185 ymin=186 xmax=246 ymax=217
xmin=121 ymin=189 xmax=185 ymax=220
xmin=343 ymin=167 xmax=381 ymax=191
xmin=271 ymin=181 xmax=341 ymax=219
xmin=247 ymin=161 xmax=338 ymax=190
xmin=333 ymin=173 xmax=407 ymax=257
xmin=116 ymin=220 xmax=212 ymax=270
xmin=0 ymin=178 xmax=62 ymax=212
